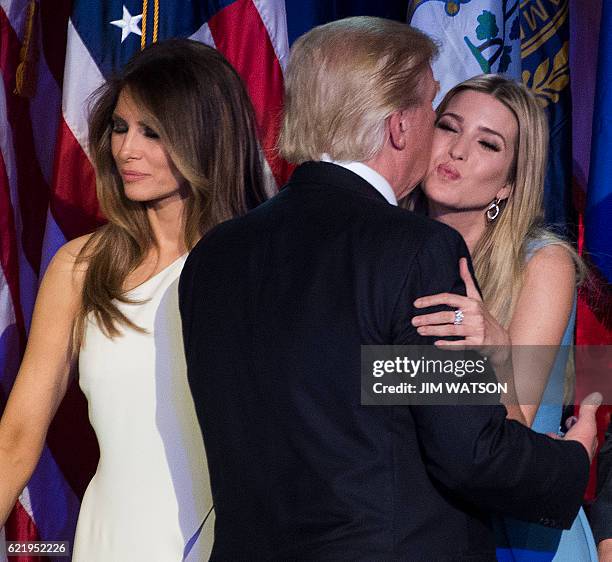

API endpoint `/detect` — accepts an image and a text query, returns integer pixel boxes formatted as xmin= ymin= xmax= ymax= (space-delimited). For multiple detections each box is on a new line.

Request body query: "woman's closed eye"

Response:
xmin=436 ymin=119 xmax=458 ymax=133
xmin=111 ymin=118 xmax=127 ymax=134
xmin=478 ymin=139 xmax=501 ymax=152
xmin=110 ymin=117 xmax=160 ymax=140
xmin=143 ymin=126 xmax=160 ymax=139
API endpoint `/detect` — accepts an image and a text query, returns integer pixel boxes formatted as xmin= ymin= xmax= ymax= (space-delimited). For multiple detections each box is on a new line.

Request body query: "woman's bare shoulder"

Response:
xmin=43 ymin=233 xmax=97 ymax=288
xmin=525 ymin=242 xmax=575 ymax=280
xmin=53 ymin=233 xmax=95 ymax=262
xmin=511 ymin=242 xmax=575 ymax=345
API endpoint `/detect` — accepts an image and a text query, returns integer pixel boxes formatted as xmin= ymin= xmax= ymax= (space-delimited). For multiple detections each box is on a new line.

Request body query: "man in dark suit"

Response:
xmin=180 ymin=17 xmax=599 ymax=561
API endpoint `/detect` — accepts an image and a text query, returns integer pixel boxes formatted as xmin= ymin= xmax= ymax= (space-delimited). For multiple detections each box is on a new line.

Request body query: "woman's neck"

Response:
xmin=428 ymin=203 xmax=486 ymax=255
xmin=146 ymin=192 xmax=188 ymax=257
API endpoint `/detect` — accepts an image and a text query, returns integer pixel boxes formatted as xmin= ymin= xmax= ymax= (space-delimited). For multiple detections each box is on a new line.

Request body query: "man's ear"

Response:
xmin=388 ymin=110 xmax=407 ymax=151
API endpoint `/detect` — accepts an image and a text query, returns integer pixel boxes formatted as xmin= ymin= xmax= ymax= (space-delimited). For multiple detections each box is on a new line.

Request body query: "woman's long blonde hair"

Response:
xmin=432 ymin=75 xmax=582 ymax=326
xmin=74 ymin=39 xmax=266 ymax=343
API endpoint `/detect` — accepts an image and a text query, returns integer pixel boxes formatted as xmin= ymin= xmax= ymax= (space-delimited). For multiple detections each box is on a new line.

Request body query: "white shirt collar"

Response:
xmin=320 ymin=154 xmax=398 ymax=206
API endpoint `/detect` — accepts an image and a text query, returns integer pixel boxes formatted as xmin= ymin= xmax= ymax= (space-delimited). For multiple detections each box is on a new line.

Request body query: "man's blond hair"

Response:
xmin=278 ymin=16 xmax=438 ymax=163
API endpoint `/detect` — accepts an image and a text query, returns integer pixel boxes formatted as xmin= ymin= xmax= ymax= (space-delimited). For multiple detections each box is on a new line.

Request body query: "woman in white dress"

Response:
xmin=0 ymin=39 xmax=266 ymax=561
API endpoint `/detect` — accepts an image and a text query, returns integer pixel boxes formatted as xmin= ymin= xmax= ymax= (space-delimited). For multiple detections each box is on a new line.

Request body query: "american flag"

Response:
xmin=1 ymin=2 xmax=82 ymax=560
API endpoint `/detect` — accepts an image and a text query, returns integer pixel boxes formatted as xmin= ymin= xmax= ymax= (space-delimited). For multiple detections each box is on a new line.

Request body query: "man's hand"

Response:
xmin=599 ymin=538 xmax=612 ymax=562
xmin=563 ymin=392 xmax=603 ymax=462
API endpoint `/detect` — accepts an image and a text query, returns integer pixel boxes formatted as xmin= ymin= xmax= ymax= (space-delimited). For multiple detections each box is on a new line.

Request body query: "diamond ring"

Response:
xmin=453 ymin=309 xmax=464 ymax=325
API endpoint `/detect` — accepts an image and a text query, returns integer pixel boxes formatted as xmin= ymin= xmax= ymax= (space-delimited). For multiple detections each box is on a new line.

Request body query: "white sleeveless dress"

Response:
xmin=73 ymin=255 xmax=214 ymax=562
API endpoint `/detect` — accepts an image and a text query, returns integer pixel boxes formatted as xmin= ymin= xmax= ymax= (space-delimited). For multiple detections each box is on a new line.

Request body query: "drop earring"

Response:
xmin=486 ymin=198 xmax=500 ymax=221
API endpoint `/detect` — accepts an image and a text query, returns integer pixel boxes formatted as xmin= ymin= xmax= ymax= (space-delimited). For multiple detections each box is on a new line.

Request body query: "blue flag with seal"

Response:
xmin=408 ymin=1 xmax=521 ymax=105
xmin=520 ymin=0 xmax=574 ymax=236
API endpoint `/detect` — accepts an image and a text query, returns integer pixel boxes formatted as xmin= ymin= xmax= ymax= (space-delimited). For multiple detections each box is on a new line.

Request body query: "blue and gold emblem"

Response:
xmin=520 ymin=0 xmax=570 ymax=107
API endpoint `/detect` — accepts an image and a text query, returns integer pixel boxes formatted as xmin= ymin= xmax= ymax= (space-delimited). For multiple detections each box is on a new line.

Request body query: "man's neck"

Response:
xmin=363 ymin=151 xmax=403 ymax=200
xmin=320 ymin=155 xmax=398 ymax=206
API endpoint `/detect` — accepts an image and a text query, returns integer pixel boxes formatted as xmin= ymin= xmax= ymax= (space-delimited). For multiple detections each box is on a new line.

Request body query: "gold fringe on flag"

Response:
xmin=14 ymin=0 xmax=39 ymax=98
xmin=153 ymin=0 xmax=159 ymax=43
xmin=141 ymin=0 xmax=148 ymax=50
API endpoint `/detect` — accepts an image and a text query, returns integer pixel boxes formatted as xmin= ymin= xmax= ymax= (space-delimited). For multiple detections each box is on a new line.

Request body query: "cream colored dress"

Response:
xmin=74 ymin=256 xmax=214 ymax=561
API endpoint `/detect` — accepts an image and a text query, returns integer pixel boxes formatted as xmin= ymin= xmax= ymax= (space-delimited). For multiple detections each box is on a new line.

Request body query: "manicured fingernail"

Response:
xmin=417 ymin=327 xmax=425 ymax=334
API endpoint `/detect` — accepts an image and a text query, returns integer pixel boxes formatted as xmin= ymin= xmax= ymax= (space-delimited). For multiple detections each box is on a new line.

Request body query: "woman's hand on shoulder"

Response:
xmin=411 ymin=257 xmax=511 ymax=362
